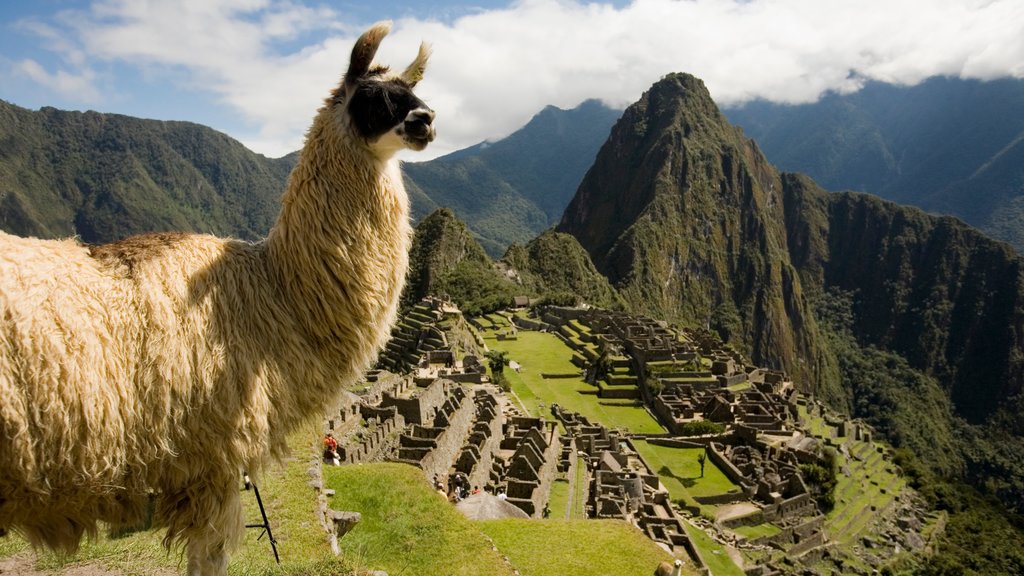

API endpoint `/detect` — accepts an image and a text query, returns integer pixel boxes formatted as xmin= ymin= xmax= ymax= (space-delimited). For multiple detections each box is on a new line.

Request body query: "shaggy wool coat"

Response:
xmin=0 ymin=99 xmax=411 ymax=553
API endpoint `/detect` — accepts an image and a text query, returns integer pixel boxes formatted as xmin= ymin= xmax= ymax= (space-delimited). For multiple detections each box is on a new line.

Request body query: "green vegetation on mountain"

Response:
xmin=403 ymin=100 xmax=620 ymax=256
xmin=556 ymin=71 xmax=1024 ymax=540
xmin=402 ymin=208 xmax=517 ymax=315
xmin=500 ymin=229 xmax=625 ymax=309
xmin=724 ymin=77 xmax=1024 ymax=252
xmin=405 ymin=209 xmax=622 ymax=314
xmin=0 ymin=100 xmax=294 ymax=243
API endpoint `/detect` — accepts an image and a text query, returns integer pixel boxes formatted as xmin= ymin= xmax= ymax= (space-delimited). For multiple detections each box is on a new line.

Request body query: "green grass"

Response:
xmin=632 ymin=440 xmax=741 ymax=500
xmin=797 ymin=403 xmax=833 ymax=438
xmin=570 ymin=456 xmax=588 ymax=520
xmin=484 ymin=330 xmax=664 ymax=434
xmin=324 ymin=462 xmax=513 ymax=576
xmin=682 ymin=522 xmax=744 ymax=576
xmin=480 ymin=519 xmax=683 ymax=576
xmin=731 ymin=522 xmax=782 ymax=540
xmin=547 ymin=479 xmax=571 ymax=519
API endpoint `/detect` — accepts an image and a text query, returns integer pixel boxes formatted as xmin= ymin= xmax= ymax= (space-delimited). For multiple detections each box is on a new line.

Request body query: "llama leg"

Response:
xmin=186 ymin=543 xmax=228 ymax=576
xmin=175 ymin=476 xmax=242 ymax=576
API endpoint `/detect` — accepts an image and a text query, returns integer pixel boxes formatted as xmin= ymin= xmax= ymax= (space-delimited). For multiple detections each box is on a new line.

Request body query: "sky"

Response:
xmin=1 ymin=0 xmax=1023 ymax=160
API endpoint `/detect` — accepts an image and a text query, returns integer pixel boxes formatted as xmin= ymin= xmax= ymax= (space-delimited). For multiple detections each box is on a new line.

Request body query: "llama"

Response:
xmin=654 ymin=559 xmax=684 ymax=576
xmin=0 ymin=22 xmax=433 ymax=576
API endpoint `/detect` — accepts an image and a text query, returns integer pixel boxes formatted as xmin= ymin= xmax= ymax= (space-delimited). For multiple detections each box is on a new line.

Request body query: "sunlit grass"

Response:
xmin=485 ymin=330 xmax=664 ymax=434
xmin=324 ymin=462 xmax=514 ymax=576
xmin=481 ymin=519 xmax=682 ymax=576
xmin=632 ymin=440 xmax=740 ymax=499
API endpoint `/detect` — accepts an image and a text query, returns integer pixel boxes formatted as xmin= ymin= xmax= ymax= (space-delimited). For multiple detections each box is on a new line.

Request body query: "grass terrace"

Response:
xmin=325 ymin=463 xmax=513 ymax=576
xmin=480 ymin=519 xmax=684 ymax=576
xmin=485 ymin=330 xmax=664 ymax=434
xmin=632 ymin=441 xmax=742 ymax=503
xmin=325 ymin=462 xmax=684 ymax=576
xmin=682 ymin=522 xmax=744 ymax=576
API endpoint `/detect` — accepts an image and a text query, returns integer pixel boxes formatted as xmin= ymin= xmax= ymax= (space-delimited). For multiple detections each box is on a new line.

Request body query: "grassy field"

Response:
xmin=682 ymin=522 xmax=745 ymax=576
xmin=632 ymin=440 xmax=741 ymax=500
xmin=324 ymin=462 xmax=691 ymax=576
xmin=324 ymin=462 xmax=514 ymax=576
xmin=480 ymin=519 xmax=686 ymax=576
xmin=484 ymin=329 xmax=665 ymax=435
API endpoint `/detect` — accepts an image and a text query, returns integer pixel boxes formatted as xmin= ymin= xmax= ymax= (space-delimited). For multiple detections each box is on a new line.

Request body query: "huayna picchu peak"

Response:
xmin=559 ymin=72 xmax=828 ymax=394
xmin=557 ymin=71 xmax=1024 ymax=526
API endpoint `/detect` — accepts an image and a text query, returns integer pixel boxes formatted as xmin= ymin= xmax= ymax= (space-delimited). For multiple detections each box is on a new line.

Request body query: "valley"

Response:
xmin=2 ymin=69 xmax=1024 ymax=575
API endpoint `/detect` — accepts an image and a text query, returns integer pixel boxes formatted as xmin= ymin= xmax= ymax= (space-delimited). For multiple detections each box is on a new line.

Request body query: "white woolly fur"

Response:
xmin=0 ymin=21 xmax=426 ymax=576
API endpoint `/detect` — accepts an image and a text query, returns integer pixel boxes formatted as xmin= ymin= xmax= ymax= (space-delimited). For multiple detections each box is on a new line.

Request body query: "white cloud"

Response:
xmin=13 ymin=0 xmax=1024 ymax=158
xmin=16 ymin=59 xmax=102 ymax=102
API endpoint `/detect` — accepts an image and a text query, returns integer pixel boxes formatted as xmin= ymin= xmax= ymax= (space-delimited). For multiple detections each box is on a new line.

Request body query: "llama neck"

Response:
xmin=266 ymin=113 xmax=411 ymax=384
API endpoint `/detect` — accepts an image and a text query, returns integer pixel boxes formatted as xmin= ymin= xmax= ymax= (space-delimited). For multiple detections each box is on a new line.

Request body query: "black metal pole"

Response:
xmin=243 ymin=473 xmax=280 ymax=564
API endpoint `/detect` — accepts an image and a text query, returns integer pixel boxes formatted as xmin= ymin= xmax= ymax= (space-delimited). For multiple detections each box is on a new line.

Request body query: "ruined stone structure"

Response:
xmin=394 ymin=381 xmax=475 ymax=483
xmin=550 ymin=404 xmax=698 ymax=562
xmin=500 ymin=417 xmax=561 ymax=517
xmin=377 ymin=297 xmax=453 ymax=373
xmin=454 ymin=391 xmax=504 ymax=490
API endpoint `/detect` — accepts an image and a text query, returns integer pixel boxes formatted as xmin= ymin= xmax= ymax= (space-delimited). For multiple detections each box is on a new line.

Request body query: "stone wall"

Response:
xmin=379 ymin=377 xmax=449 ymax=425
xmin=395 ymin=384 xmax=475 ymax=484
xmin=503 ymin=421 xmax=560 ymax=517
xmin=455 ymin=391 xmax=504 ymax=489
xmin=340 ymin=406 xmax=406 ymax=465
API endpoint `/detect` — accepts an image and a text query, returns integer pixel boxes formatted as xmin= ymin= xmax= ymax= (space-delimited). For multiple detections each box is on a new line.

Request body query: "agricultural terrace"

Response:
xmin=477 ymin=314 xmax=664 ymax=435
xmin=632 ymin=440 xmax=742 ymax=511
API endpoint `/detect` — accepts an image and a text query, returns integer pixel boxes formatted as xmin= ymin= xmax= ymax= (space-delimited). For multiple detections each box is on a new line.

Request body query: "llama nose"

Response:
xmin=408 ymin=108 xmax=435 ymax=126
xmin=405 ymin=108 xmax=435 ymax=140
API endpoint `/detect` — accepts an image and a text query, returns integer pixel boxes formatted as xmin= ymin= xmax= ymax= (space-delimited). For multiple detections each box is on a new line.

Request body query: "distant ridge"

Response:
xmin=403 ymin=99 xmax=620 ymax=256
xmin=724 ymin=76 xmax=1024 ymax=252
xmin=0 ymin=99 xmax=294 ymax=243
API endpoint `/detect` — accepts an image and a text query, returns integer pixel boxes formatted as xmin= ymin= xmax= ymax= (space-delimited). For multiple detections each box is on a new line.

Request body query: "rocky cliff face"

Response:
xmin=558 ymin=73 xmax=829 ymax=393
xmin=558 ymin=73 xmax=1024 ymax=420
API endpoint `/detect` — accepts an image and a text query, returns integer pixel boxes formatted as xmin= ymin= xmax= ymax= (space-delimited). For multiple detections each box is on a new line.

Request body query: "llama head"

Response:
xmin=332 ymin=21 xmax=435 ymax=157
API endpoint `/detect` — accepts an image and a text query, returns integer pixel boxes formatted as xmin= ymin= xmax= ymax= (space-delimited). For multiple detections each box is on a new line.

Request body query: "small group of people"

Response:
xmin=436 ymin=473 xmax=488 ymax=503
xmin=323 ymin=432 xmax=341 ymax=466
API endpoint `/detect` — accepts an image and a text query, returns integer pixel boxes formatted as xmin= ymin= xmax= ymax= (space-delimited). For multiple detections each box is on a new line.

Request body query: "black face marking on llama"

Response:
xmin=346 ymin=77 xmax=435 ymax=149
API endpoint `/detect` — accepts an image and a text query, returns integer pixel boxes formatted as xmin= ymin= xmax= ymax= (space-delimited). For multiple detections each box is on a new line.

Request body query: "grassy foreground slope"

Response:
xmin=324 ymin=463 xmax=513 ymax=576
xmin=325 ymin=463 xmax=683 ymax=576
xmin=481 ymin=519 xmax=681 ymax=576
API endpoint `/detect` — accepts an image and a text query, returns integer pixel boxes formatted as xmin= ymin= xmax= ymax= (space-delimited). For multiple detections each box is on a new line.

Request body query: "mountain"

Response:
xmin=723 ymin=77 xmax=1024 ymax=252
xmin=557 ymin=73 xmax=1024 ymax=524
xmin=500 ymin=230 xmax=625 ymax=310
xmin=560 ymin=72 xmax=1024 ymax=417
xmin=402 ymin=207 xmax=516 ymax=315
xmin=402 ymin=99 xmax=621 ymax=256
xmin=558 ymin=74 xmax=829 ymax=391
xmin=404 ymin=209 xmax=622 ymax=314
xmin=0 ymin=100 xmax=295 ymax=243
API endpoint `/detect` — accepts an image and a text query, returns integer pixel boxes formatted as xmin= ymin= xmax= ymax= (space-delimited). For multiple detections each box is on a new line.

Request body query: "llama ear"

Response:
xmin=401 ymin=42 xmax=431 ymax=87
xmin=346 ymin=21 xmax=392 ymax=85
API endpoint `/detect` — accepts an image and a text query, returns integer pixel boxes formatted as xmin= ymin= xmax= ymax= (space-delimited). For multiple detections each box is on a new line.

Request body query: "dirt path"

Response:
xmin=0 ymin=553 xmax=178 ymax=576
xmin=714 ymin=502 xmax=760 ymax=523
xmin=1 ymin=554 xmax=116 ymax=576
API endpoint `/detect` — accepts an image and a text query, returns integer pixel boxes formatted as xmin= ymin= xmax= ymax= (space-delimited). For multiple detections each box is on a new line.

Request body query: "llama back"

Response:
xmin=0 ymin=230 xmax=282 ymax=548
xmin=0 ymin=230 xmax=149 ymax=547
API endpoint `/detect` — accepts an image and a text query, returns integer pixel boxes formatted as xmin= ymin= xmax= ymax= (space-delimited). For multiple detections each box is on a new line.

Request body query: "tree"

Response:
xmin=486 ymin=350 xmax=508 ymax=374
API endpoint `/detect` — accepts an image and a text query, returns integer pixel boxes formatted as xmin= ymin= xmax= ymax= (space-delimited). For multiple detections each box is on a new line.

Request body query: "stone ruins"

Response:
xmin=319 ymin=299 xmax=931 ymax=575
